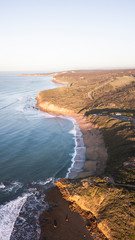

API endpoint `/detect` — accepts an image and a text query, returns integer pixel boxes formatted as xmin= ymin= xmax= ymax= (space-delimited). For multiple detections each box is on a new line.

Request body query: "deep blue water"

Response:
xmin=0 ymin=72 xmax=75 ymax=205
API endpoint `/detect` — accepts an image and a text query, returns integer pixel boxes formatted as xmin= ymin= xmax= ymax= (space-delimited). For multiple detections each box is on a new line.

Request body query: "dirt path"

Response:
xmin=104 ymin=176 xmax=135 ymax=188
xmin=88 ymin=79 xmax=114 ymax=100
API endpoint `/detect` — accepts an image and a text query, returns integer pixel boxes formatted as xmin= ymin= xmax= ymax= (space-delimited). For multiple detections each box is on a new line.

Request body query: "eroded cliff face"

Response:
xmin=55 ymin=178 xmax=135 ymax=240
xmin=37 ymin=70 xmax=135 ymax=240
xmin=39 ymin=184 xmax=108 ymax=240
xmin=37 ymin=99 xmax=73 ymax=115
xmin=37 ymin=96 xmax=108 ymax=178
xmin=55 ymin=180 xmax=113 ymax=240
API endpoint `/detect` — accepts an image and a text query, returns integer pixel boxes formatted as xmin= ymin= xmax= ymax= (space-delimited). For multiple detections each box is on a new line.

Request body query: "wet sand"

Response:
xmin=37 ymin=99 xmax=108 ymax=179
xmin=37 ymin=75 xmax=108 ymax=239
xmin=69 ymin=113 xmax=108 ymax=178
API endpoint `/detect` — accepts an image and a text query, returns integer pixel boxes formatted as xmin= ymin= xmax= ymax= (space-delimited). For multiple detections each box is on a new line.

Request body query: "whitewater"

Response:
xmin=0 ymin=72 xmax=85 ymax=239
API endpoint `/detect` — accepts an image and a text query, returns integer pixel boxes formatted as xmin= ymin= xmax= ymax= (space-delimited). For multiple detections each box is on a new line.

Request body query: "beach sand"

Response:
xmin=37 ymin=100 xmax=108 ymax=179
xmin=39 ymin=185 xmax=107 ymax=240
xmin=37 ymin=76 xmax=108 ymax=239
xmin=24 ymin=69 xmax=135 ymax=239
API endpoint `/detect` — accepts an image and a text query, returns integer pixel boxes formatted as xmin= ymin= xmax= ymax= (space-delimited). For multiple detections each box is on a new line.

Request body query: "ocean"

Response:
xmin=0 ymin=72 xmax=85 ymax=239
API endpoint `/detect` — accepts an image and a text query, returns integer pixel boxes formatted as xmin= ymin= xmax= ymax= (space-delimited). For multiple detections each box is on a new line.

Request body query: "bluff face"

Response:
xmin=38 ymin=69 xmax=135 ymax=240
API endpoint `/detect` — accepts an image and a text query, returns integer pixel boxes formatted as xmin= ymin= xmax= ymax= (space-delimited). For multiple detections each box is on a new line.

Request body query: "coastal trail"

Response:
xmin=88 ymin=78 xmax=114 ymax=100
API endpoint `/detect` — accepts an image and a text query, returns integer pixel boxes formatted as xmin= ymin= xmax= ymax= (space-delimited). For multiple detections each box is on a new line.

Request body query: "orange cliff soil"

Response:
xmin=36 ymin=96 xmax=108 ymax=179
xmin=39 ymin=184 xmax=108 ymax=240
xmin=37 ymin=69 xmax=135 ymax=240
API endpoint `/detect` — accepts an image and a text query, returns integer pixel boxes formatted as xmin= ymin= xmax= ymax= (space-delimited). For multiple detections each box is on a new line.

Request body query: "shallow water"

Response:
xmin=0 ymin=72 xmax=77 ymax=239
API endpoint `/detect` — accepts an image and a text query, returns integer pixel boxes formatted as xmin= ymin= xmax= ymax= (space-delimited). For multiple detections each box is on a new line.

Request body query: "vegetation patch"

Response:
xmin=58 ymin=178 xmax=135 ymax=240
xmin=38 ymin=69 xmax=135 ymax=239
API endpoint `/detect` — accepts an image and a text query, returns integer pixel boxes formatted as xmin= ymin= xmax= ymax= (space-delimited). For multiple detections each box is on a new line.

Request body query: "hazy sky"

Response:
xmin=0 ymin=0 xmax=135 ymax=71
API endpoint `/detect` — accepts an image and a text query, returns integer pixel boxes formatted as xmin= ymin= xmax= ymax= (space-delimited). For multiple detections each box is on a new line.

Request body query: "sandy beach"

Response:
xmin=37 ymin=98 xmax=108 ymax=179
xmin=35 ymin=73 xmax=110 ymax=239
xmin=35 ymin=69 xmax=135 ymax=239
xmin=36 ymin=77 xmax=108 ymax=239
xmin=39 ymin=184 xmax=107 ymax=240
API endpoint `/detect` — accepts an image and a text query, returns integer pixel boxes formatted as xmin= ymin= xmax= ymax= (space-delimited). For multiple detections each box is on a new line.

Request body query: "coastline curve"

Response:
xmin=37 ymin=97 xmax=108 ymax=179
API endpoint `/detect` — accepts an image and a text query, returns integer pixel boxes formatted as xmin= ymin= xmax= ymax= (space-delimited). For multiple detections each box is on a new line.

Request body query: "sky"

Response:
xmin=0 ymin=0 xmax=135 ymax=72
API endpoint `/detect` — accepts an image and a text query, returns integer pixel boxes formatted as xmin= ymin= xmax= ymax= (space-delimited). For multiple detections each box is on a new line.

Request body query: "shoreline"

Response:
xmin=36 ymin=74 xmax=108 ymax=239
xmin=19 ymin=70 xmax=135 ymax=239
xmin=58 ymin=115 xmax=86 ymax=179
xmin=39 ymin=184 xmax=107 ymax=240
xmin=37 ymin=88 xmax=108 ymax=179
xmin=52 ymin=77 xmax=69 ymax=85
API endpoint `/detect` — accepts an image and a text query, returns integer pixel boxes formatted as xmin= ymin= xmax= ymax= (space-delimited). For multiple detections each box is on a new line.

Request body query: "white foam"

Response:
xmin=42 ymin=112 xmax=56 ymax=118
xmin=62 ymin=116 xmax=86 ymax=179
xmin=69 ymin=128 xmax=76 ymax=135
xmin=31 ymin=177 xmax=55 ymax=186
xmin=3 ymin=181 xmax=23 ymax=193
xmin=0 ymin=183 xmax=5 ymax=189
xmin=17 ymin=96 xmax=23 ymax=101
xmin=10 ymin=193 xmax=48 ymax=240
xmin=0 ymin=193 xmax=30 ymax=240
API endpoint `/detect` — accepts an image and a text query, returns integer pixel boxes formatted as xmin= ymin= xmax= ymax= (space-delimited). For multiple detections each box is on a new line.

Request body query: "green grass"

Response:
xmin=59 ymin=178 xmax=135 ymax=240
xmin=39 ymin=70 xmax=135 ymax=184
xmin=38 ymin=69 xmax=135 ymax=239
xmin=89 ymin=115 xmax=135 ymax=184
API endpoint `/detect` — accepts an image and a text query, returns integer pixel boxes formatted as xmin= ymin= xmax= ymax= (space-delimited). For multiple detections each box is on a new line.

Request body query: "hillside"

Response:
xmin=38 ymin=69 xmax=135 ymax=239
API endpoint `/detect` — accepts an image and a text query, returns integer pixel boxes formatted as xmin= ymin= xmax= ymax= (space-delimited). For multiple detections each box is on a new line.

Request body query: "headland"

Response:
xmin=28 ymin=69 xmax=135 ymax=239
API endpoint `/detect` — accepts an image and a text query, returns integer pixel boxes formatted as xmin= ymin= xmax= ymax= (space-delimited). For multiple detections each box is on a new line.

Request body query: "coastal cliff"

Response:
xmin=37 ymin=97 xmax=108 ymax=178
xmin=37 ymin=70 xmax=135 ymax=240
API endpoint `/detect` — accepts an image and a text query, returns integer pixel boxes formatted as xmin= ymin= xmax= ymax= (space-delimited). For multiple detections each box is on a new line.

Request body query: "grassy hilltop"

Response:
xmin=38 ymin=69 xmax=135 ymax=239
